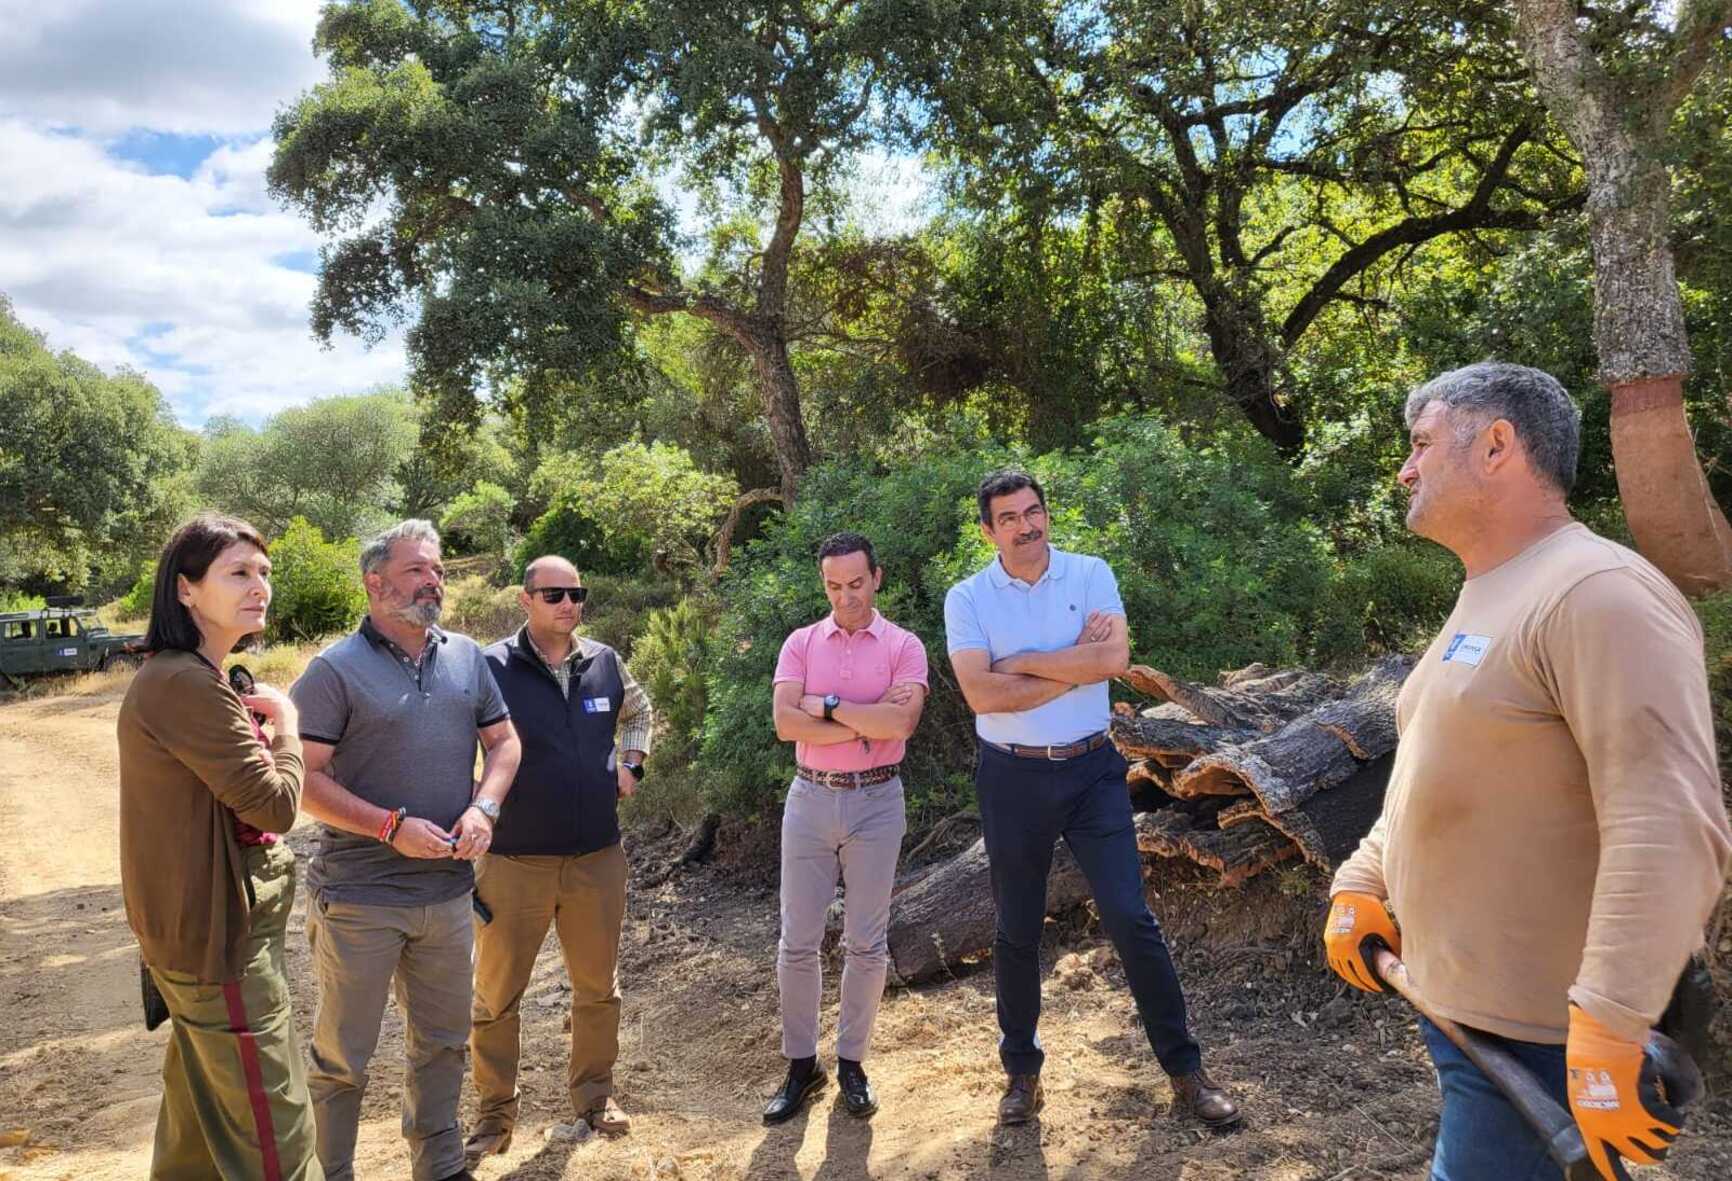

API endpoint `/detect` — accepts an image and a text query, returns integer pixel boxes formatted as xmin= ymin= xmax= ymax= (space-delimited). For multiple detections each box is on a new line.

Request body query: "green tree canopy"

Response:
xmin=270 ymin=0 xmax=920 ymax=503
xmin=0 ymin=297 xmax=196 ymax=589
xmin=195 ymin=390 xmax=419 ymax=540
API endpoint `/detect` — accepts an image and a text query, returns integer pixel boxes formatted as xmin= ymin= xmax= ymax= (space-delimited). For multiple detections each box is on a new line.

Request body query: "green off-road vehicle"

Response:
xmin=0 ymin=597 xmax=146 ymax=688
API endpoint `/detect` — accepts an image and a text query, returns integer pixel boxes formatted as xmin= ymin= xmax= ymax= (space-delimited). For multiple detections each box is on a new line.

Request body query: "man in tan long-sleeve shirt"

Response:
xmin=1325 ymin=362 xmax=1731 ymax=1181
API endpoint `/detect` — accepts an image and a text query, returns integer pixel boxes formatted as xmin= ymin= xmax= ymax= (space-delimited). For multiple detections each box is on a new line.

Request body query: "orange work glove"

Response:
xmin=1323 ymin=891 xmax=1400 ymax=993
xmin=1567 ymin=1006 xmax=1687 ymax=1181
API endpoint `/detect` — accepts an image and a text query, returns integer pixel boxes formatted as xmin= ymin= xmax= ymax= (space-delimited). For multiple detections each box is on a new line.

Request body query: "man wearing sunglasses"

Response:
xmin=465 ymin=555 xmax=656 ymax=1166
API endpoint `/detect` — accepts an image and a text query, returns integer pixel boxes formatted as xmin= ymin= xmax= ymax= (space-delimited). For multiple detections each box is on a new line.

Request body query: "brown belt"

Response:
xmin=984 ymin=731 xmax=1111 ymax=761
xmin=796 ymin=764 xmax=901 ymax=790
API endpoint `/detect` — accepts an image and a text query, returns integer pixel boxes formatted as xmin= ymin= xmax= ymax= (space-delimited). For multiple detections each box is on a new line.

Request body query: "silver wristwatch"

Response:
xmin=469 ymin=798 xmax=501 ymax=821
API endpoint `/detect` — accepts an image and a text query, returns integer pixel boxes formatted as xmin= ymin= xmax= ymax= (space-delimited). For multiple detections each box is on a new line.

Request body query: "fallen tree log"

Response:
xmin=1111 ymin=715 xmax=1256 ymax=766
xmin=885 ymin=836 xmax=1092 ymax=984
xmin=1258 ymin=751 xmax=1396 ymax=871
xmin=1133 ymin=808 xmax=1299 ymax=887
xmin=1120 ymin=665 xmax=1340 ymax=732
xmin=1309 ymin=655 xmax=1414 ymax=759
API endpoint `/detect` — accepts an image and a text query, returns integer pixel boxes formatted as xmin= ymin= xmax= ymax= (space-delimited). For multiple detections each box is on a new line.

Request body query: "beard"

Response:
xmin=392 ymin=590 xmax=443 ymax=628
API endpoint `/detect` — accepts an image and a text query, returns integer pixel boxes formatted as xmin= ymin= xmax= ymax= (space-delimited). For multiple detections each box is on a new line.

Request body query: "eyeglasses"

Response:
xmin=532 ymin=586 xmax=588 ymax=604
xmin=992 ymin=504 xmax=1048 ymax=528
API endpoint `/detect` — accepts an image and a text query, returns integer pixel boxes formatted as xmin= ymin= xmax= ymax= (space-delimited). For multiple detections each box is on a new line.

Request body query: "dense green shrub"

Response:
xmin=266 ymin=518 xmax=366 ymax=643
xmin=515 ymin=502 xmax=628 ymax=578
xmin=1309 ymin=542 xmax=1463 ymax=666
xmin=580 ymin=573 xmax=681 ymax=658
xmin=630 ymin=597 xmax=719 ymax=779
xmin=441 ymin=576 xmax=522 ymax=645
xmin=117 ymin=562 xmax=155 ymax=619
xmin=0 ymin=589 xmax=46 ymax=613
xmin=440 ymin=481 xmax=516 ymax=559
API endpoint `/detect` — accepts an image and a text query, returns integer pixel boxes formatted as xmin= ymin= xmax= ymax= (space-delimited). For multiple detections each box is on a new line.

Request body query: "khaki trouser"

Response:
xmin=778 ymin=776 xmax=906 ymax=1062
xmin=469 ymin=844 xmax=628 ymax=1136
xmin=148 ymin=841 xmax=322 ymax=1181
xmin=305 ymin=892 xmax=472 ymax=1181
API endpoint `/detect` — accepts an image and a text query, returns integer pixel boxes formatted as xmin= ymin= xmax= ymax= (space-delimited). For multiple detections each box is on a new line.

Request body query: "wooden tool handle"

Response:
xmin=1370 ymin=944 xmax=1598 ymax=1181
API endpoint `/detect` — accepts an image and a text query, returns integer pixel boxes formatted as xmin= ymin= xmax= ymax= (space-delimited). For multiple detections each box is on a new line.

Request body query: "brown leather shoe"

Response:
xmin=583 ymin=1096 xmax=632 ymax=1135
xmin=462 ymin=1127 xmax=511 ymax=1169
xmin=998 ymin=1073 xmax=1044 ymax=1125
xmin=1171 ymin=1068 xmax=1241 ymax=1127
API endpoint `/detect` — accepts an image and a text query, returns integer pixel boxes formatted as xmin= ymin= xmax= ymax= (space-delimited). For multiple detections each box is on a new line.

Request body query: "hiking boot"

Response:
xmin=583 ymin=1096 xmax=632 ymax=1136
xmin=1171 ymin=1068 xmax=1241 ymax=1127
xmin=998 ymin=1073 xmax=1043 ymax=1125
xmin=461 ymin=1127 xmax=511 ymax=1169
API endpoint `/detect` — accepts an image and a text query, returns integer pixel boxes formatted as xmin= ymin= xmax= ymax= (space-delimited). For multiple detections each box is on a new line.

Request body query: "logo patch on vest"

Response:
xmin=582 ymin=697 xmax=613 ymax=713
xmin=1441 ymin=633 xmax=1492 ymax=667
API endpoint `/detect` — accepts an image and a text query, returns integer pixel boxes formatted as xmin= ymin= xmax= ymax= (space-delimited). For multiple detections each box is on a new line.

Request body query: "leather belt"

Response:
xmin=796 ymin=764 xmax=901 ymax=790
xmin=984 ymin=731 xmax=1110 ymax=761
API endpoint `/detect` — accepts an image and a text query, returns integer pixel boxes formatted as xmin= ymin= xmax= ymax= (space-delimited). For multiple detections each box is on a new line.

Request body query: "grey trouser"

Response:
xmin=305 ymin=893 xmax=473 ymax=1181
xmin=777 ymin=775 xmax=907 ymax=1062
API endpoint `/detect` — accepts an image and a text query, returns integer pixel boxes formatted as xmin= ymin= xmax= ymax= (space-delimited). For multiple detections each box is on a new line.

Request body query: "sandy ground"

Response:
xmin=3 ymin=681 xmax=1729 ymax=1180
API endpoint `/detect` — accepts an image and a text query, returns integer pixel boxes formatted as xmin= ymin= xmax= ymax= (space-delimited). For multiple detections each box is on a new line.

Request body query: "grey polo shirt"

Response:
xmin=290 ymin=618 xmax=510 ymax=906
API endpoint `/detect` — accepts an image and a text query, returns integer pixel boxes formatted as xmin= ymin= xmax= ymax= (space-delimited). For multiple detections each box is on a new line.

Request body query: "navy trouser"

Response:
xmin=974 ymin=741 xmax=1202 ymax=1078
xmin=1420 ymin=1017 xmax=1568 ymax=1181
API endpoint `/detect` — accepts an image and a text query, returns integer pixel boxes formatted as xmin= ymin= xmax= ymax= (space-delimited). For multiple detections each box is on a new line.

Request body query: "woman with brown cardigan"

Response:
xmin=118 ymin=513 xmax=322 ymax=1180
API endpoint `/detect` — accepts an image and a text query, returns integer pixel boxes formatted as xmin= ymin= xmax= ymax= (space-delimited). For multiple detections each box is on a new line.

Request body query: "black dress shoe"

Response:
xmin=763 ymin=1060 xmax=828 ymax=1124
xmin=837 ymin=1060 xmax=878 ymax=1119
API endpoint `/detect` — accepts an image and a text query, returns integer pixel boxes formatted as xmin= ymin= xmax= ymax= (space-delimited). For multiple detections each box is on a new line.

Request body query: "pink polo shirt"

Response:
xmin=772 ymin=611 xmax=929 ymax=772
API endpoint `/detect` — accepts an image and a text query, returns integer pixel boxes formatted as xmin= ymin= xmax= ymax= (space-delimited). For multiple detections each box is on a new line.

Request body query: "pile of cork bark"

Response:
xmin=883 ymin=656 xmax=1413 ymax=984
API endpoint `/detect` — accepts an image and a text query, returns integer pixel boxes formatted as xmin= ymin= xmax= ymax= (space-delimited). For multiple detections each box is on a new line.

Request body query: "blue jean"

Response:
xmin=974 ymin=741 xmax=1201 ymax=1078
xmin=1420 ymin=1017 xmax=1568 ymax=1181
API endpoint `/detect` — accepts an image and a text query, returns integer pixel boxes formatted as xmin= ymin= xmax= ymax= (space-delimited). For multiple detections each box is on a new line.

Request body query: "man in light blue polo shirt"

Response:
xmin=944 ymin=469 xmax=1239 ymax=1129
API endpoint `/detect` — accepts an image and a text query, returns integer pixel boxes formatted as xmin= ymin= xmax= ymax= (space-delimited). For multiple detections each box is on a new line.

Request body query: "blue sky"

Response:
xmin=0 ymin=2 xmax=408 ymax=426
xmin=0 ymin=2 xmax=930 ymax=430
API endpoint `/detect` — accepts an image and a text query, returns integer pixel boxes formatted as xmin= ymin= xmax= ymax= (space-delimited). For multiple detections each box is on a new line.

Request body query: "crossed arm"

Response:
xmin=772 ymin=680 xmax=928 ymax=746
xmin=950 ymin=611 xmax=1130 ymax=716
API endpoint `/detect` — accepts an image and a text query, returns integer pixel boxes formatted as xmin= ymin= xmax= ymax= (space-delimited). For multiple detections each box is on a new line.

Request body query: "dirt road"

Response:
xmin=2 ymin=683 xmax=1727 ymax=1179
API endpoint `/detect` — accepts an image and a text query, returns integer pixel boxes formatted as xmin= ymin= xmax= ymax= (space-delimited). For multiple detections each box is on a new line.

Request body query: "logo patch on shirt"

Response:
xmin=1441 ymin=633 xmax=1493 ymax=667
xmin=582 ymin=697 xmax=613 ymax=713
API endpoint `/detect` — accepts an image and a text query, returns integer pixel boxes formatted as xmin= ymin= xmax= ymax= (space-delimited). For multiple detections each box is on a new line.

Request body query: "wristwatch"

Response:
xmin=623 ymin=760 xmax=645 ymax=782
xmin=469 ymin=798 xmax=501 ymax=822
xmin=822 ymin=693 xmax=842 ymax=721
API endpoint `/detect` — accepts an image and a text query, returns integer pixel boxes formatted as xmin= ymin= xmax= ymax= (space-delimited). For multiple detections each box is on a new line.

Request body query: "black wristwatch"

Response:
xmin=623 ymin=760 xmax=645 ymax=782
xmin=822 ymin=693 xmax=841 ymax=721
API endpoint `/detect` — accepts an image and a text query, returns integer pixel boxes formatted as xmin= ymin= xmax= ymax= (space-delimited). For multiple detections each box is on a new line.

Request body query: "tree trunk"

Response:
xmin=1513 ymin=0 xmax=1732 ymax=595
xmin=745 ymin=332 xmax=812 ymax=507
xmin=1199 ymin=285 xmax=1305 ymax=455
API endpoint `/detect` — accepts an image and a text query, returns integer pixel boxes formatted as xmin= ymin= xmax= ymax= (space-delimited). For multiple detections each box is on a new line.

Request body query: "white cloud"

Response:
xmin=0 ymin=1 xmax=325 ymax=136
xmin=0 ymin=118 xmax=407 ymax=425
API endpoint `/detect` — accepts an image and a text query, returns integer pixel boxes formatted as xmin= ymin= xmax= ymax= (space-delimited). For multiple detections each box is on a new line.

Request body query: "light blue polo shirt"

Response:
xmin=944 ymin=546 xmax=1126 ymax=745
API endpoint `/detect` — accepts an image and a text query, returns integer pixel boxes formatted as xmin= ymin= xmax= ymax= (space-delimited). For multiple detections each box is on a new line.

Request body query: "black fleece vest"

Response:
xmin=483 ymin=631 xmax=625 ymax=856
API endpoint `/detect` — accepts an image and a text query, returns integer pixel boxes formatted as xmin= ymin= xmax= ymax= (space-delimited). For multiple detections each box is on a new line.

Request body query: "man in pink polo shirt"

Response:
xmin=764 ymin=531 xmax=929 ymax=1125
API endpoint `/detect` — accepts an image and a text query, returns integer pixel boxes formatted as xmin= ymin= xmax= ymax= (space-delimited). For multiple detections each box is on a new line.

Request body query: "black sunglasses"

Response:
xmin=532 ymin=586 xmax=588 ymax=604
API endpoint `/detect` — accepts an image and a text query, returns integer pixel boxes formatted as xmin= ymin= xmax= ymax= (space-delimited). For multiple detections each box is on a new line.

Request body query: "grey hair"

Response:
xmin=1404 ymin=361 xmax=1582 ymax=495
xmin=359 ymin=518 xmax=442 ymax=577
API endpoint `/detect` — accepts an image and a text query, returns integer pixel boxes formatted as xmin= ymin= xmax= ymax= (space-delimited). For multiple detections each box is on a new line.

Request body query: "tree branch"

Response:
xmin=1655 ymin=1 xmax=1732 ymax=129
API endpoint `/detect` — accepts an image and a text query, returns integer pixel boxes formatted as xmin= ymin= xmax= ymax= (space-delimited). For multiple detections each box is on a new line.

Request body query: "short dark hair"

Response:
xmin=817 ymin=531 xmax=877 ymax=573
xmin=977 ymin=469 xmax=1045 ymax=523
xmin=145 ymin=512 xmax=269 ymax=654
xmin=1405 ymin=362 xmax=1582 ymax=495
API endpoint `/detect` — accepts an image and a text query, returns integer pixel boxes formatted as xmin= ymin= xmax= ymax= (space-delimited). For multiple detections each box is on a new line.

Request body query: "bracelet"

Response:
xmin=378 ymin=806 xmax=407 ymax=845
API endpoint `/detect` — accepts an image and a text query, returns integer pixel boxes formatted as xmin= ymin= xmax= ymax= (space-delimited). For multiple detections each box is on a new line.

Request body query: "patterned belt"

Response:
xmin=796 ymin=764 xmax=901 ymax=790
xmin=984 ymin=730 xmax=1111 ymax=761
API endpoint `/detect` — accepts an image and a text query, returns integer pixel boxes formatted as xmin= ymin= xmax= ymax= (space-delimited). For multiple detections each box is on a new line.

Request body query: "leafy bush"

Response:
xmin=1310 ymin=542 xmax=1463 ymax=666
xmin=580 ymin=573 xmax=681 ymax=658
xmin=519 ymin=442 xmax=736 ymax=577
xmin=0 ymin=589 xmax=46 ymax=612
xmin=440 ymin=576 xmax=522 ymax=646
xmin=1697 ymin=591 xmax=1732 ymax=788
xmin=117 ymin=562 xmax=155 ymax=619
xmin=266 ymin=518 xmax=366 ymax=643
xmin=440 ymin=480 xmax=516 ymax=559
xmin=630 ymin=597 xmax=719 ymax=778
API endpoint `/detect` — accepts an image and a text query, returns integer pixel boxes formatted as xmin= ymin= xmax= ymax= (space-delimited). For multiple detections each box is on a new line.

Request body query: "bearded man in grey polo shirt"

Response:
xmin=291 ymin=519 xmax=521 ymax=1181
